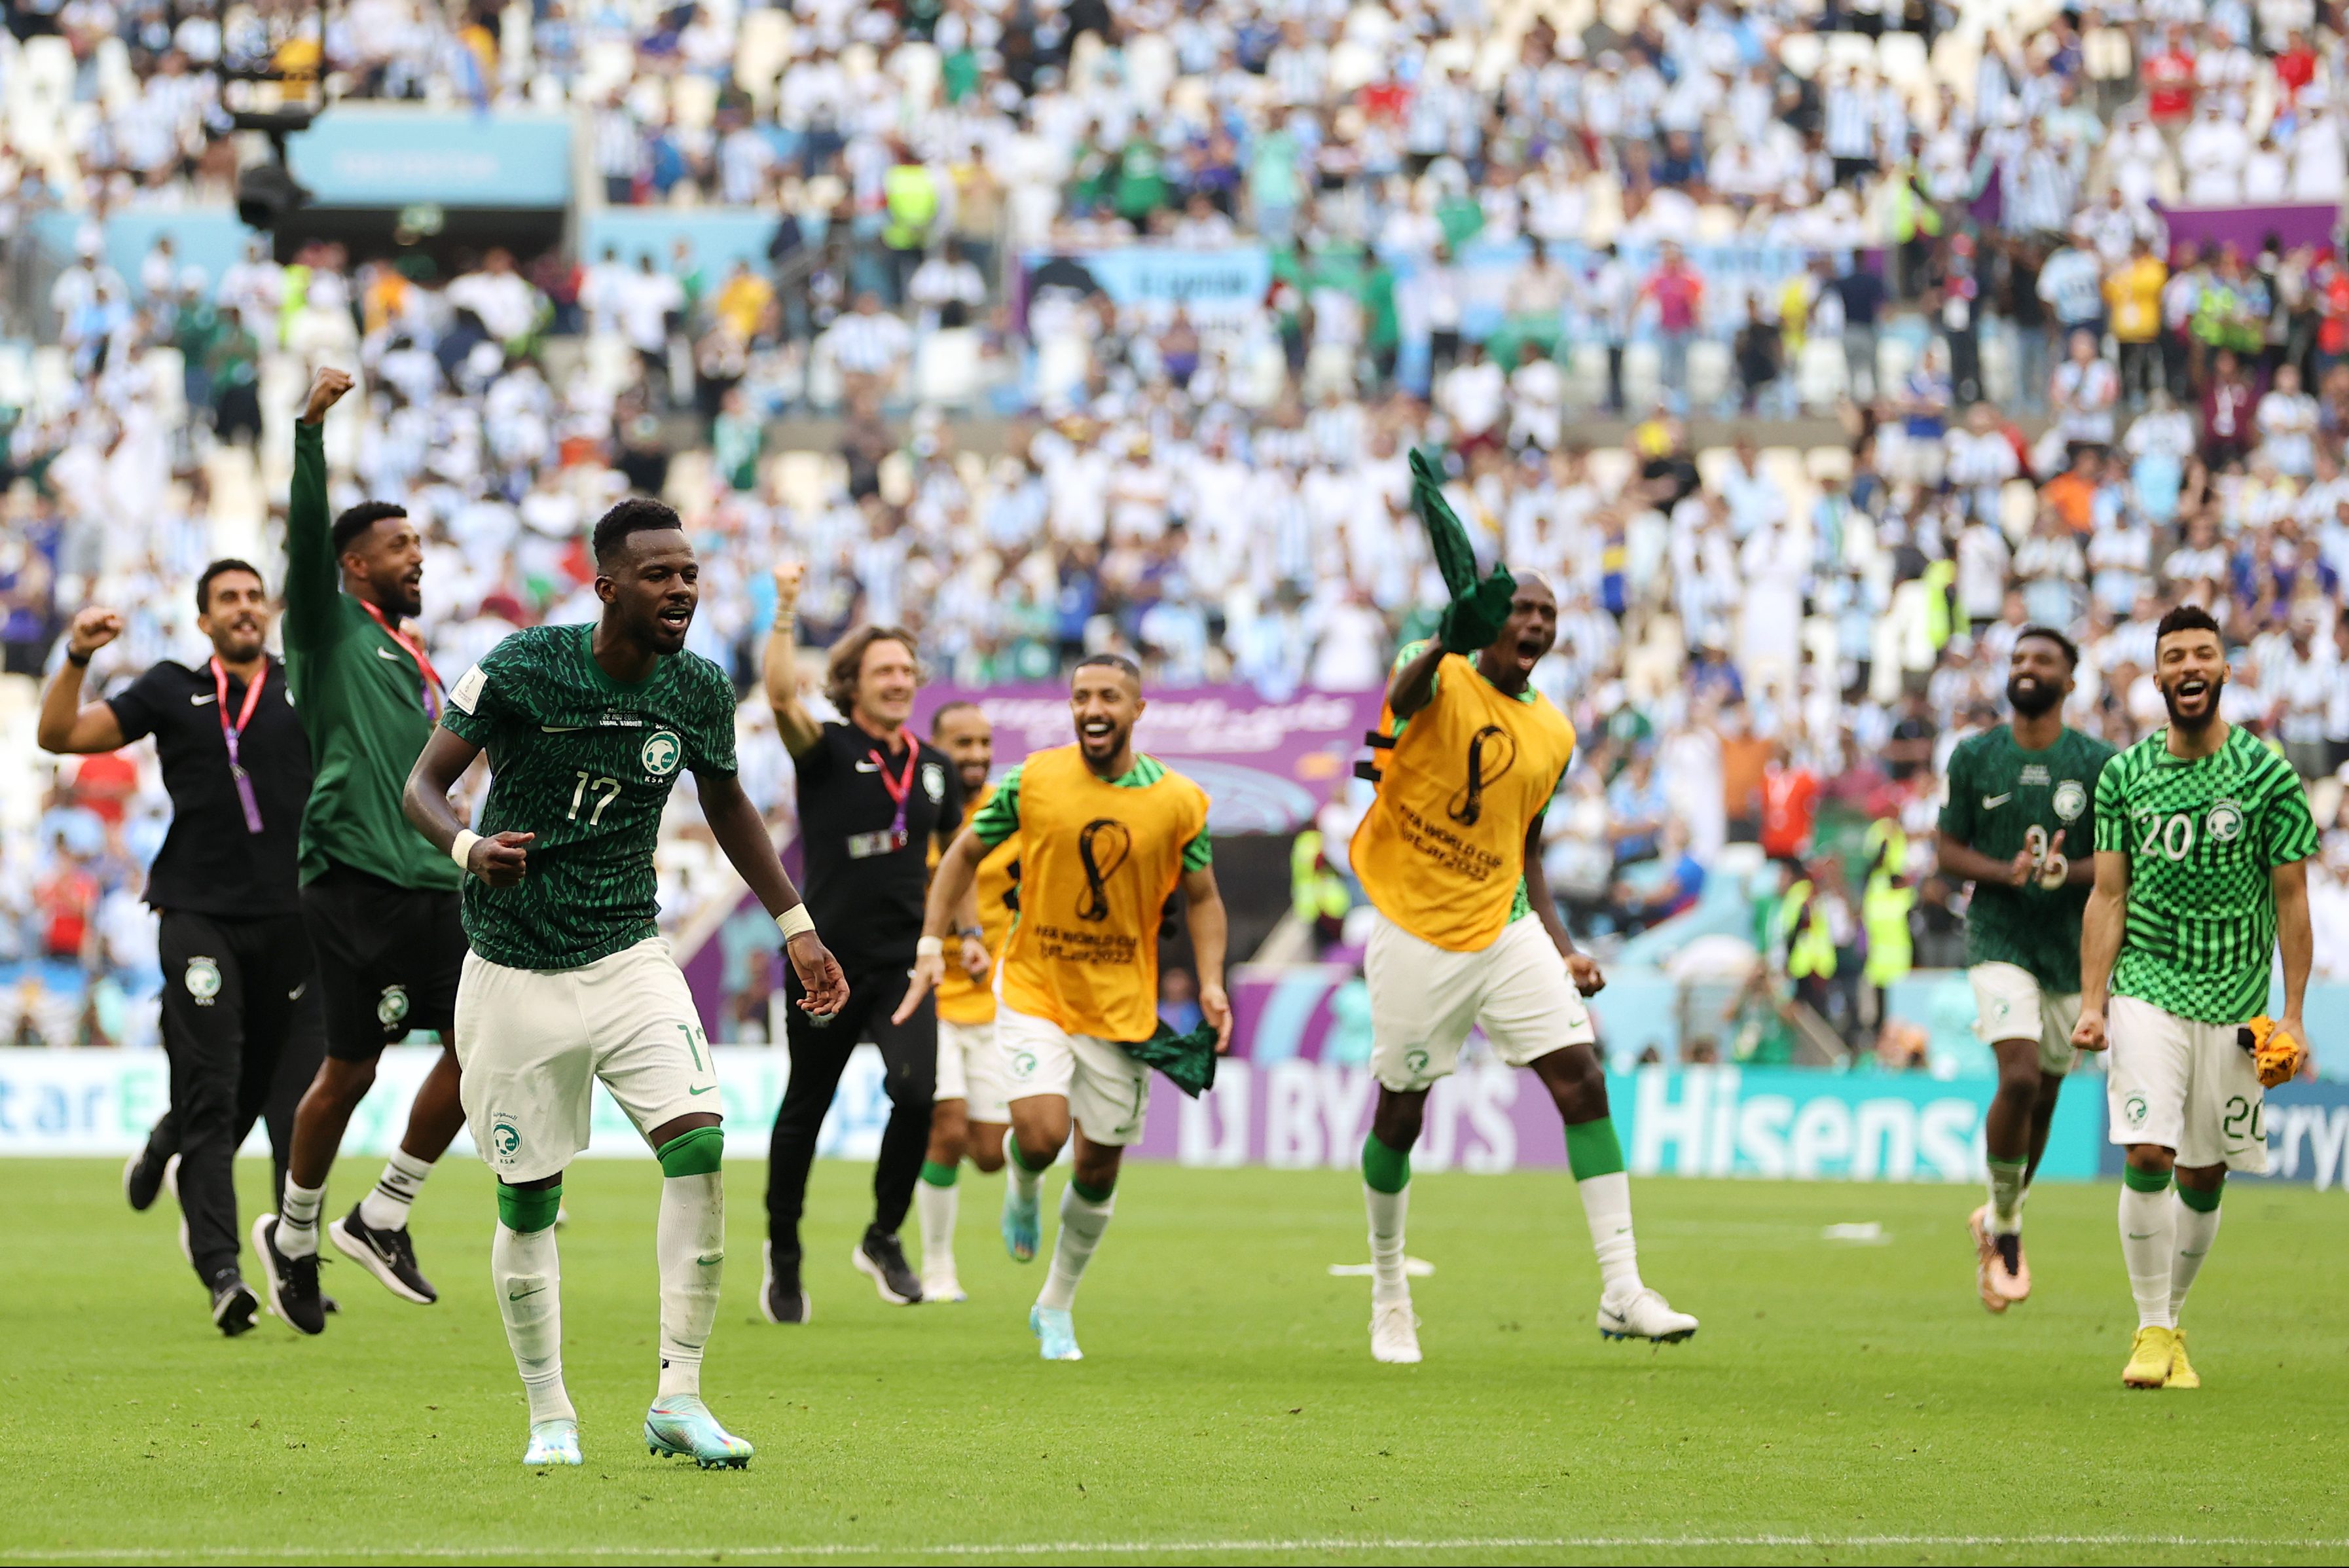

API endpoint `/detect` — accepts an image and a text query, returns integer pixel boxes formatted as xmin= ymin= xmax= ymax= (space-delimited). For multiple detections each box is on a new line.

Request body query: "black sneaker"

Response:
xmin=760 ymin=1242 xmax=810 ymax=1324
xmin=328 ymin=1205 xmax=437 ymax=1304
xmin=251 ymin=1214 xmax=327 ymax=1335
xmin=852 ymin=1227 xmax=922 ymax=1305
xmin=123 ymin=1144 xmax=176 ymax=1212
xmin=209 ymin=1269 xmax=259 ymax=1337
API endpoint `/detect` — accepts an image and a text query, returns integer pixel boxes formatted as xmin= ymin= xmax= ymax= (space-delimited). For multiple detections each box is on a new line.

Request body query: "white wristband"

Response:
xmin=776 ymin=903 xmax=816 ymax=943
xmin=915 ymin=935 xmax=944 ymax=959
xmin=450 ymin=830 xmax=481 ymax=872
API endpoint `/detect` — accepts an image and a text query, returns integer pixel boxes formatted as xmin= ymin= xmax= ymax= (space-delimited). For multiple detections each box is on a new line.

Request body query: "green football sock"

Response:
xmin=919 ymin=1159 xmax=960 ymax=1188
xmin=1565 ymin=1118 xmax=1626 ymax=1180
xmin=2176 ymin=1181 xmax=2222 ymax=1213
xmin=2122 ymin=1163 xmax=2173 ymax=1194
xmin=1988 ymin=1158 xmax=2028 ymax=1231
xmin=1361 ymin=1133 xmax=1411 ymax=1195
xmin=656 ymin=1125 xmax=725 ymax=1178
xmin=1071 ymin=1176 xmax=1115 ymax=1203
xmin=497 ymin=1182 xmax=562 ymax=1234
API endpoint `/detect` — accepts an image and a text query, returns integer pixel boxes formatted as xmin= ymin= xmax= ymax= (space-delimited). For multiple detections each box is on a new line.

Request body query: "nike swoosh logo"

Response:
xmin=507 ymin=1286 xmax=545 ymax=1301
xmin=288 ymin=983 xmax=307 ymax=1000
xmin=541 ymin=724 xmax=585 ymax=733
xmin=688 ymin=1085 xmax=717 ymax=1096
xmin=1982 ymin=793 xmax=2012 ymax=809
xmin=190 ymin=692 xmax=217 ymax=706
xmin=375 ymin=646 xmax=405 ymax=661
xmin=2126 ymin=1232 xmax=2155 ymax=1239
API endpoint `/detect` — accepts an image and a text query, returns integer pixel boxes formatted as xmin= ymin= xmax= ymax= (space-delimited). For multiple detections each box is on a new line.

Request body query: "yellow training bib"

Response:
xmin=999 ymin=745 xmax=1209 ymax=1042
xmin=934 ymin=781 xmax=1019 ymax=1025
xmin=1352 ymin=653 xmax=1576 ymax=952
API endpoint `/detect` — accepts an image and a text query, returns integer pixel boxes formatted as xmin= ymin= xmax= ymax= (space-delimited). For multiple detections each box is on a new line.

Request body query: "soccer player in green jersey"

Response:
xmin=2072 ymin=605 xmax=2317 ymax=1391
xmin=403 ymin=498 xmax=848 ymax=1468
xmin=1934 ymin=627 xmax=2114 ymax=1312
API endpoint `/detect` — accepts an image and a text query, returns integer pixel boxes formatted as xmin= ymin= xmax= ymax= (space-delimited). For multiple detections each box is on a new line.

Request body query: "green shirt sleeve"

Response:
xmin=2092 ymin=752 xmax=2127 ymax=856
xmin=1182 ymin=830 xmax=1213 ymax=871
xmin=686 ymin=657 xmax=738 ymax=778
xmin=438 ymin=651 xmax=503 ymax=748
xmin=2264 ymin=759 xmax=2320 ymax=867
xmin=282 ymin=421 xmax=342 ymax=654
xmin=971 ymin=762 xmax=1022 ymax=847
xmin=1937 ymin=740 xmax=1974 ymax=845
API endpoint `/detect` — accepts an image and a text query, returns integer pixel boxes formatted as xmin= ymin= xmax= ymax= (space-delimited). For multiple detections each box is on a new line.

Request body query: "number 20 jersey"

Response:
xmin=441 ymin=623 xmax=740 ymax=972
xmin=2093 ymin=723 xmax=2318 ymax=1024
xmin=1352 ymin=645 xmax=1576 ymax=954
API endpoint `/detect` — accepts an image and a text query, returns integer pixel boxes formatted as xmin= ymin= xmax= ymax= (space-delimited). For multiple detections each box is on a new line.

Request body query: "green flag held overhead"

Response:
xmin=1408 ymin=448 xmax=1516 ymax=655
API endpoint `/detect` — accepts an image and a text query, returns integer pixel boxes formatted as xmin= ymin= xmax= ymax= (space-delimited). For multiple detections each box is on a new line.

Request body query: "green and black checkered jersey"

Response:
xmin=439 ymin=623 xmax=739 ymax=970
xmin=2092 ymin=723 xmax=2319 ymax=1024
xmin=1937 ymin=725 xmax=2115 ymax=993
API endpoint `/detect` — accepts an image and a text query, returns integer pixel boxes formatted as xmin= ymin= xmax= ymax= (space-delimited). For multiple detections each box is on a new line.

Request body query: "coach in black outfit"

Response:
xmin=37 ymin=560 xmax=324 ymax=1336
xmin=759 ymin=561 xmax=966 ymax=1320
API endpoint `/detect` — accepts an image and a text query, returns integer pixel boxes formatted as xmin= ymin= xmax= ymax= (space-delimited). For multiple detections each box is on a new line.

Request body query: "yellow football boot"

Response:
xmin=2122 ymin=1324 xmax=2175 ymax=1389
xmin=2166 ymin=1328 xmax=2200 ymax=1389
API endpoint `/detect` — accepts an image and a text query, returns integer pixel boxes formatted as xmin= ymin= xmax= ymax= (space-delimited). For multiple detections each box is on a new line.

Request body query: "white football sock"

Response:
xmin=358 ymin=1149 xmax=433 ymax=1232
xmin=2168 ymin=1193 xmax=2222 ymax=1321
xmin=1036 ymin=1185 xmax=1113 ymax=1311
xmin=1364 ymin=1182 xmax=1410 ymax=1307
xmin=1008 ymin=1142 xmax=1047 ymax=1203
xmin=2119 ymin=1184 xmax=2176 ymax=1330
xmin=656 ymin=1172 xmax=724 ymax=1400
xmin=492 ymin=1222 xmax=574 ymax=1424
xmin=916 ymin=1179 xmax=958 ymax=1281
xmin=278 ymin=1179 xmax=325 ymax=1259
xmin=1578 ymin=1171 xmax=1643 ymax=1297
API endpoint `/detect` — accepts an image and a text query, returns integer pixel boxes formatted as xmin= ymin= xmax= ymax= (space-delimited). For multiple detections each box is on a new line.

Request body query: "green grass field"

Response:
xmin=6 ymin=1156 xmax=2348 ymax=1565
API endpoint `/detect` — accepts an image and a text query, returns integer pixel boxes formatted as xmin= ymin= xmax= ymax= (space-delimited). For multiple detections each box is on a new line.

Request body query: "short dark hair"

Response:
xmin=824 ymin=625 xmax=921 ymax=714
xmin=930 ymin=699 xmax=983 ymax=737
xmin=2014 ymin=624 xmax=2080 ymax=670
xmin=195 ymin=557 xmax=264 ymax=615
xmin=2155 ymin=603 xmax=2223 ymax=647
xmin=1073 ymin=653 xmax=1142 ymax=685
xmin=592 ymin=496 xmax=687 ymax=565
xmin=331 ymin=501 xmax=408 ymax=557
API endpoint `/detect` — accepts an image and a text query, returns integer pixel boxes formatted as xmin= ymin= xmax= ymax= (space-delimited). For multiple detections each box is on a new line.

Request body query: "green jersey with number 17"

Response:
xmin=440 ymin=623 xmax=739 ymax=971
xmin=2092 ymin=723 xmax=2318 ymax=1025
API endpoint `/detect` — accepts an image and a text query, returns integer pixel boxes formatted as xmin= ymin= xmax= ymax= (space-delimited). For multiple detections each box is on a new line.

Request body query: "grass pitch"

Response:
xmin=5 ymin=1156 xmax=2347 ymax=1565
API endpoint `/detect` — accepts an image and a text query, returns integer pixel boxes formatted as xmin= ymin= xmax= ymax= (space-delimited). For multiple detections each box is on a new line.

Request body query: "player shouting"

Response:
xmin=900 ymin=655 xmax=1231 ymax=1362
xmin=403 ymin=498 xmax=847 ymax=1467
xmin=2073 ymin=604 xmax=2315 ymax=1391
xmin=915 ymin=701 xmax=1019 ymax=1303
xmin=1347 ymin=454 xmax=1696 ymax=1365
xmin=1933 ymin=627 xmax=2113 ymax=1311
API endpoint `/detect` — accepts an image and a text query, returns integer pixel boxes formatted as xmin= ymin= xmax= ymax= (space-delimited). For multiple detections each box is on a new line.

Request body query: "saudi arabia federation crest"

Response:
xmin=2206 ymin=799 xmax=2244 ymax=843
xmin=642 ymin=729 xmax=683 ymax=777
xmin=2052 ymin=779 xmax=2086 ymax=822
xmin=377 ymin=984 xmax=410 ymax=1027
xmin=185 ymin=957 xmax=221 ymax=1002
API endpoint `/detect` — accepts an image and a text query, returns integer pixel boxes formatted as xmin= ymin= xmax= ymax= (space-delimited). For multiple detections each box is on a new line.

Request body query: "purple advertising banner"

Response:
xmin=915 ymin=684 xmax=1383 ymax=833
xmin=2154 ymin=200 xmax=2340 ymax=255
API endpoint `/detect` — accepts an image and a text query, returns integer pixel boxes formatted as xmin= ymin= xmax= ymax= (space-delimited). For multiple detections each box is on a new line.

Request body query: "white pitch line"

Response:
xmin=10 ymin=1536 xmax=2349 ymax=1561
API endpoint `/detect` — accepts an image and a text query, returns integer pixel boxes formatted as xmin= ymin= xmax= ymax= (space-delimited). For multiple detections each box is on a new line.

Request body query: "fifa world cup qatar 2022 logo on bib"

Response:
xmin=1075 ymin=818 xmax=1131 ymax=922
xmin=1447 ymin=725 xmax=1517 ymax=827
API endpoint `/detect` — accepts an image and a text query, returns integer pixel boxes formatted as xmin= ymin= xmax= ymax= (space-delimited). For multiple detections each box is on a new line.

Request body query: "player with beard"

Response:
xmin=899 ymin=656 xmax=1231 ymax=1362
xmin=38 ymin=560 xmax=325 ymax=1334
xmin=1934 ymin=627 xmax=2114 ymax=1312
xmin=913 ymin=701 xmax=1017 ymax=1303
xmin=251 ymin=367 xmax=469 ymax=1334
xmin=2073 ymin=604 xmax=2316 ymax=1390
xmin=404 ymin=497 xmax=848 ymax=1467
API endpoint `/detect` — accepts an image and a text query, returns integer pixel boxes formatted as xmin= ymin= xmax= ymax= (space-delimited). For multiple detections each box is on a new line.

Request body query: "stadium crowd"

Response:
xmin=15 ymin=0 xmax=2349 ymax=1049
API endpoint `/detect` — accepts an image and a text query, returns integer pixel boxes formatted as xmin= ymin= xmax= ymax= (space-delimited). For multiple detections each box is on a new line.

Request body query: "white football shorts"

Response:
xmin=996 ymin=1003 xmax=1152 ymax=1146
xmin=1364 ymin=909 xmax=1595 ymax=1093
xmin=453 ymin=937 xmax=718 ymax=1183
xmin=2105 ymin=994 xmax=2270 ymax=1173
xmin=1968 ymin=961 xmax=2081 ymax=1074
xmin=936 ymin=1017 xmax=1011 ymax=1123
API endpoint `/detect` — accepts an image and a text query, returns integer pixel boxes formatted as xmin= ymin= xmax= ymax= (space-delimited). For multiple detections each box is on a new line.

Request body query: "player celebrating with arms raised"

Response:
xmin=2073 ymin=605 xmax=2316 ymax=1391
xmin=403 ymin=498 xmax=847 ymax=1467
xmin=900 ymin=655 xmax=1231 ymax=1362
xmin=1934 ymin=627 xmax=2113 ymax=1311
xmin=1348 ymin=454 xmax=1696 ymax=1364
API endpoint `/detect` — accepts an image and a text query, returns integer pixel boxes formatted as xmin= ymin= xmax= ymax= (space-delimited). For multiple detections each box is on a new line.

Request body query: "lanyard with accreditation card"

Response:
xmin=209 ymin=656 xmax=267 ymax=835
xmin=360 ymin=598 xmax=445 ymax=720
xmin=847 ymin=744 xmax=919 ymax=860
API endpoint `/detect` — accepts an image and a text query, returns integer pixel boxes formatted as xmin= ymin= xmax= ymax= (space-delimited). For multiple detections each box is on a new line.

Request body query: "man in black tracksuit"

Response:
xmin=37 ymin=558 xmax=323 ymax=1335
xmin=759 ymin=564 xmax=965 ymax=1321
